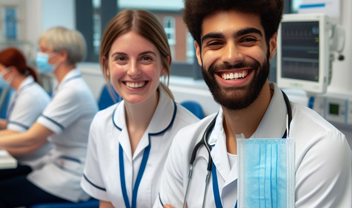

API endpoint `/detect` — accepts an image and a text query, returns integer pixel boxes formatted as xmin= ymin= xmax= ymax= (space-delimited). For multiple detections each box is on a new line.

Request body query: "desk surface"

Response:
xmin=0 ymin=149 xmax=17 ymax=169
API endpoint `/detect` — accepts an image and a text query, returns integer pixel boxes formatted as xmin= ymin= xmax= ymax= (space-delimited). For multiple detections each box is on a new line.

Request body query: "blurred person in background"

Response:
xmin=0 ymin=47 xmax=52 ymax=180
xmin=0 ymin=26 xmax=98 ymax=207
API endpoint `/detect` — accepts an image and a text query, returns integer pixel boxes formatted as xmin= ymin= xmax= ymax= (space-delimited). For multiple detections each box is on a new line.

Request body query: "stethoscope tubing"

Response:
xmin=183 ymin=90 xmax=292 ymax=207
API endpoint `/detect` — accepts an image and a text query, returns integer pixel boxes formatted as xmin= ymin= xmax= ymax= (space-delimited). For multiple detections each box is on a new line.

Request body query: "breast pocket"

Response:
xmin=54 ymin=156 xmax=83 ymax=176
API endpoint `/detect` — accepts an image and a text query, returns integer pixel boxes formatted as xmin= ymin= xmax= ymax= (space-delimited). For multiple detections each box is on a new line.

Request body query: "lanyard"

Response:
xmin=6 ymin=82 xmax=35 ymax=121
xmin=212 ymin=162 xmax=237 ymax=208
xmin=119 ymin=142 xmax=151 ymax=208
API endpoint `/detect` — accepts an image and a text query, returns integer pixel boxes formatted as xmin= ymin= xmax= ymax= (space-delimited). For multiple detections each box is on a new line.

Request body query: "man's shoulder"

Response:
xmin=291 ymin=102 xmax=340 ymax=134
xmin=172 ymin=113 xmax=217 ymax=147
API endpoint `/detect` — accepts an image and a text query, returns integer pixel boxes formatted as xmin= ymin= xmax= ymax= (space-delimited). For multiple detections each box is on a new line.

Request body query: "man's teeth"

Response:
xmin=221 ymin=71 xmax=248 ymax=80
xmin=126 ymin=82 xmax=145 ymax=88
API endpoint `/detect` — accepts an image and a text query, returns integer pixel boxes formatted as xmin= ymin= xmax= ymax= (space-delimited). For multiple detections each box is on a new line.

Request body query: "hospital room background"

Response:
xmin=0 ymin=0 xmax=352 ymax=150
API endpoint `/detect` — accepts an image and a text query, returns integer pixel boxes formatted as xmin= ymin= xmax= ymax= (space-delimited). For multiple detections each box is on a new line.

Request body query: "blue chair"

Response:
xmin=98 ymin=84 xmax=120 ymax=110
xmin=0 ymin=87 xmax=14 ymax=119
xmin=180 ymin=100 xmax=205 ymax=119
xmin=29 ymin=199 xmax=99 ymax=208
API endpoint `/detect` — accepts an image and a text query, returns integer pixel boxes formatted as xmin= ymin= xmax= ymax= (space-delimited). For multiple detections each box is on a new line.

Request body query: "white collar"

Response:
xmin=57 ymin=68 xmax=81 ymax=89
xmin=112 ymin=86 xmax=176 ymax=161
xmin=113 ymin=86 xmax=175 ymax=134
xmin=18 ymin=76 xmax=35 ymax=92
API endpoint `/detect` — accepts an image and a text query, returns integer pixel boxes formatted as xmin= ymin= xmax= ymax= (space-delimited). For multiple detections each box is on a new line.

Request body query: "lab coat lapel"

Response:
xmin=210 ymin=109 xmax=231 ymax=182
xmin=251 ymin=83 xmax=287 ymax=139
xmin=223 ymin=162 xmax=238 ymax=187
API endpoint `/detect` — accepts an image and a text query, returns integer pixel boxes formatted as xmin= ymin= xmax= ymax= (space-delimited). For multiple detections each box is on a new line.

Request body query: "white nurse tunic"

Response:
xmin=27 ymin=69 xmax=98 ymax=202
xmin=81 ymin=87 xmax=199 ymax=208
xmin=6 ymin=76 xmax=52 ymax=169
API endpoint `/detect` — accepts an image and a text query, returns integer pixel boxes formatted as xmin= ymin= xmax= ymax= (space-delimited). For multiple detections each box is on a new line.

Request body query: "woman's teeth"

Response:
xmin=126 ymin=82 xmax=145 ymax=88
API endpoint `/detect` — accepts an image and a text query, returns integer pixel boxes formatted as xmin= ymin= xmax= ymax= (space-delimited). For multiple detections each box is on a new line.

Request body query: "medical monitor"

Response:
xmin=277 ymin=13 xmax=330 ymax=94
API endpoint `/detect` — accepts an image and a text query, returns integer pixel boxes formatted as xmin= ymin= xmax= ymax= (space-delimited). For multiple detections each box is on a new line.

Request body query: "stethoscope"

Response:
xmin=182 ymin=90 xmax=292 ymax=208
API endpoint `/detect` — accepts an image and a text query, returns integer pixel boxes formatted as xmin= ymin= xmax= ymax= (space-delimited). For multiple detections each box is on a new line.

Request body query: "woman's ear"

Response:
xmin=102 ymin=56 xmax=110 ymax=77
xmin=167 ymin=55 xmax=171 ymax=66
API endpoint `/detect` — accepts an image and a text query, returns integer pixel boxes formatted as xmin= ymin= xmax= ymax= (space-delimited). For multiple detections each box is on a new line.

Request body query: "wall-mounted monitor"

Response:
xmin=277 ymin=13 xmax=330 ymax=94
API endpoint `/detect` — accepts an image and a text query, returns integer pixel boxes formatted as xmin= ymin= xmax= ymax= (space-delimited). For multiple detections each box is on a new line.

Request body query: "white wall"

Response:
xmin=41 ymin=0 xmax=75 ymax=31
xmin=328 ymin=0 xmax=352 ymax=94
xmin=24 ymin=0 xmax=42 ymax=46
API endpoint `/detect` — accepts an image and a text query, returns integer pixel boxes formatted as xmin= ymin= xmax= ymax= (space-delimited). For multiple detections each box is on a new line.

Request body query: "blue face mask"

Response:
xmin=237 ymin=137 xmax=295 ymax=208
xmin=35 ymin=52 xmax=58 ymax=73
xmin=0 ymin=68 xmax=13 ymax=89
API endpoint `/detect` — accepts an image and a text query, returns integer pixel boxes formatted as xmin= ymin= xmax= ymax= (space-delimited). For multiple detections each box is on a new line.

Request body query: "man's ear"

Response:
xmin=269 ymin=33 xmax=277 ymax=60
xmin=195 ymin=41 xmax=203 ymax=66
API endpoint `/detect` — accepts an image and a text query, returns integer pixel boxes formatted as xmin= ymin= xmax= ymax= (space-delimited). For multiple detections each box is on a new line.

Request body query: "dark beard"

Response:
xmin=202 ymin=58 xmax=270 ymax=110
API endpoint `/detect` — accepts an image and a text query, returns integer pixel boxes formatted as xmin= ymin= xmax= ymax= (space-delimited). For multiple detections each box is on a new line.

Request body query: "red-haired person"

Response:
xmin=0 ymin=47 xmax=52 ymax=180
xmin=0 ymin=27 xmax=98 ymax=207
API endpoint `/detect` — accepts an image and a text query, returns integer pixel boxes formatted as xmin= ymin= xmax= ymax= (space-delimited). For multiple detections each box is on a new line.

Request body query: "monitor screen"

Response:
xmin=281 ymin=21 xmax=319 ymax=82
xmin=277 ymin=14 xmax=330 ymax=94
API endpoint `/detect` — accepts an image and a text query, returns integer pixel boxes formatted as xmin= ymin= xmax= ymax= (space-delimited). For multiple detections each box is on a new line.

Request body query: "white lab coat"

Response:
xmin=81 ymin=87 xmax=199 ymax=208
xmin=6 ymin=76 xmax=52 ymax=169
xmin=27 ymin=69 xmax=98 ymax=202
xmin=155 ymin=83 xmax=352 ymax=208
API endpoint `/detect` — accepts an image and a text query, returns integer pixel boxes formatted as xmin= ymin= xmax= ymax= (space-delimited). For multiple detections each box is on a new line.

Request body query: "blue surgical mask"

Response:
xmin=0 ymin=68 xmax=13 ymax=89
xmin=237 ymin=137 xmax=295 ymax=208
xmin=36 ymin=52 xmax=58 ymax=73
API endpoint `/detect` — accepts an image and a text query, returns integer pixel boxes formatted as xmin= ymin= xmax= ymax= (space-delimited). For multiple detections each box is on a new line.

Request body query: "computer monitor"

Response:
xmin=277 ymin=13 xmax=330 ymax=94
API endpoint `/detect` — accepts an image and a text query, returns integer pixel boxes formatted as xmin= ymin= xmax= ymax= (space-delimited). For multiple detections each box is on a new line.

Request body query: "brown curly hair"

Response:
xmin=183 ymin=0 xmax=284 ymax=46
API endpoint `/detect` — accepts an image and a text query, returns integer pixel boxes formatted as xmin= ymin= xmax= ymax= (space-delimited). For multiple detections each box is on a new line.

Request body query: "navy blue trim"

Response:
xmin=41 ymin=114 xmax=65 ymax=131
xmin=112 ymin=102 xmax=177 ymax=135
xmin=83 ymin=174 xmax=106 ymax=191
xmin=119 ymin=144 xmax=131 ymax=208
xmin=299 ymin=3 xmax=325 ymax=9
xmin=19 ymin=82 xmax=35 ymax=92
xmin=53 ymin=162 xmax=81 ymax=176
xmin=7 ymin=121 xmax=30 ymax=130
xmin=59 ymin=155 xmax=81 ymax=163
xmin=132 ymin=137 xmax=151 ymax=208
xmin=212 ymin=162 xmax=237 ymax=208
xmin=63 ymin=75 xmax=81 ymax=84
xmin=114 ymin=101 xmax=177 ymax=208
xmin=149 ymin=102 xmax=177 ymax=136
xmin=112 ymin=104 xmax=122 ymax=131
xmin=6 ymin=82 xmax=36 ymax=120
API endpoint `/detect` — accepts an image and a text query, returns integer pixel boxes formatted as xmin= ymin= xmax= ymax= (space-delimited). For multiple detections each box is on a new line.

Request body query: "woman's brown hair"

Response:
xmin=100 ymin=9 xmax=174 ymax=101
xmin=0 ymin=47 xmax=39 ymax=83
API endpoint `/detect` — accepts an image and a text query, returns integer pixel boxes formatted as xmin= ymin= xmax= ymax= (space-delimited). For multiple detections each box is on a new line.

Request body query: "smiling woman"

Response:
xmin=80 ymin=9 xmax=199 ymax=208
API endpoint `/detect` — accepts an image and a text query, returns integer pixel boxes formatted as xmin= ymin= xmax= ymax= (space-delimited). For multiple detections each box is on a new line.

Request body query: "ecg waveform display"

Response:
xmin=281 ymin=21 xmax=319 ymax=82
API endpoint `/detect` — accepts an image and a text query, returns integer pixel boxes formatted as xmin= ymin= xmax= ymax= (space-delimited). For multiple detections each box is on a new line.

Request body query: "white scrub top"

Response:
xmin=155 ymin=83 xmax=352 ymax=208
xmin=81 ymin=87 xmax=199 ymax=208
xmin=27 ymin=69 xmax=98 ymax=202
xmin=6 ymin=76 xmax=52 ymax=169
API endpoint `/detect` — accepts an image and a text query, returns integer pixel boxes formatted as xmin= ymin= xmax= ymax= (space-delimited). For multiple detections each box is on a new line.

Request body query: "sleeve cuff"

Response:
xmin=81 ymin=174 xmax=110 ymax=202
xmin=7 ymin=121 xmax=30 ymax=133
xmin=37 ymin=115 xmax=64 ymax=134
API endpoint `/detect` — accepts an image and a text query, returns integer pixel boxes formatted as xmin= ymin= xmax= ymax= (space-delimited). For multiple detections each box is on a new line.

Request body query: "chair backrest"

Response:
xmin=98 ymin=84 xmax=121 ymax=110
xmin=0 ymin=87 xmax=13 ymax=119
xmin=180 ymin=100 xmax=205 ymax=119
